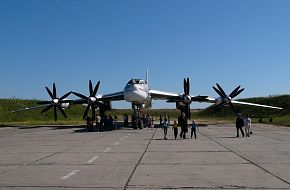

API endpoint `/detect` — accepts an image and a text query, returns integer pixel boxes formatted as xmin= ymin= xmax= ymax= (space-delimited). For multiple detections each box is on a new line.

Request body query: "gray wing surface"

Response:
xmin=12 ymin=105 xmax=50 ymax=113
xmin=150 ymin=89 xmax=283 ymax=110
xmin=100 ymin=91 xmax=125 ymax=101
xmin=149 ymin=89 xmax=180 ymax=100
xmin=149 ymin=89 xmax=209 ymax=102
xmin=196 ymin=97 xmax=283 ymax=110
xmin=231 ymin=100 xmax=283 ymax=109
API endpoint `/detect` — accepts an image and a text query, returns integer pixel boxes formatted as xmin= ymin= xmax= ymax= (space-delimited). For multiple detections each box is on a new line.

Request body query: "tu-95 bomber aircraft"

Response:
xmin=13 ymin=70 xmax=283 ymax=123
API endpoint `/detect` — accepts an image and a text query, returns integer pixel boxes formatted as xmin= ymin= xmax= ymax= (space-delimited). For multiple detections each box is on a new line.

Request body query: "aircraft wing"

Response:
xmin=150 ymin=89 xmax=211 ymax=102
xmin=100 ymin=91 xmax=125 ymax=101
xmin=149 ymin=89 xmax=180 ymax=100
xmin=194 ymin=97 xmax=283 ymax=110
xmin=231 ymin=100 xmax=283 ymax=110
xmin=12 ymin=104 xmax=51 ymax=113
xmin=150 ymin=88 xmax=282 ymax=110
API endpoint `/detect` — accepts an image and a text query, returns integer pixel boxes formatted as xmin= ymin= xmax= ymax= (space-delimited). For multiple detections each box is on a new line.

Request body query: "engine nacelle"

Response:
xmin=176 ymin=102 xmax=187 ymax=111
xmin=61 ymin=103 xmax=70 ymax=109
xmin=215 ymin=97 xmax=223 ymax=105
xmin=215 ymin=97 xmax=230 ymax=105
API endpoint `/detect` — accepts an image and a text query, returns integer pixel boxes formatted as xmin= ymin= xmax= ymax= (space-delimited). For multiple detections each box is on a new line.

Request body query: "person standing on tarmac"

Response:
xmin=163 ymin=118 xmax=169 ymax=140
xmin=178 ymin=112 xmax=188 ymax=139
xmin=172 ymin=120 xmax=178 ymax=139
xmin=244 ymin=115 xmax=252 ymax=137
xmin=236 ymin=113 xmax=245 ymax=137
xmin=191 ymin=120 xmax=198 ymax=139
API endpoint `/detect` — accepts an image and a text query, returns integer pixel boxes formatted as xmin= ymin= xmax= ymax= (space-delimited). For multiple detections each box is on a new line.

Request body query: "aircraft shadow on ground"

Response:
xmin=50 ymin=125 xmax=86 ymax=130
xmin=16 ymin=125 xmax=85 ymax=130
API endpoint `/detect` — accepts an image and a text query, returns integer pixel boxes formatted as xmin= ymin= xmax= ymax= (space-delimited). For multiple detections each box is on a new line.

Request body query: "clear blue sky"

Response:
xmin=0 ymin=0 xmax=290 ymax=109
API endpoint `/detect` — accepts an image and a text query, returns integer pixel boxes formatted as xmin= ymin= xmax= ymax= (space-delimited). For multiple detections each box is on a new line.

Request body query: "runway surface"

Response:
xmin=0 ymin=123 xmax=290 ymax=189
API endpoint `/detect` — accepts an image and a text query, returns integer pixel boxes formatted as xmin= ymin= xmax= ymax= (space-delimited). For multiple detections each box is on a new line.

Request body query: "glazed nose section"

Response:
xmin=130 ymin=84 xmax=139 ymax=91
xmin=125 ymin=84 xmax=139 ymax=92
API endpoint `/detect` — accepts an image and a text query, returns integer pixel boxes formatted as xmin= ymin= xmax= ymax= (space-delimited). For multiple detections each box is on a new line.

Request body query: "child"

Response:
xmin=191 ymin=120 xmax=198 ymax=139
xmin=172 ymin=120 xmax=178 ymax=139
xmin=163 ymin=119 xmax=169 ymax=140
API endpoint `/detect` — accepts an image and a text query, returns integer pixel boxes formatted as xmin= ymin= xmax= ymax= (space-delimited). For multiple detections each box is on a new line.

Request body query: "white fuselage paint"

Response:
xmin=123 ymin=79 xmax=149 ymax=104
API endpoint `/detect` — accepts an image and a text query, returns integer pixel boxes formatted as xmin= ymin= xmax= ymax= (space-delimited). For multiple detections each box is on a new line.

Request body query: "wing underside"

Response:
xmin=100 ymin=91 xmax=125 ymax=101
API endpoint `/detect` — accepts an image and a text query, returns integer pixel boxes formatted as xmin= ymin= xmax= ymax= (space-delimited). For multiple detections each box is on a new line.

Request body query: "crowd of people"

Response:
xmin=85 ymin=111 xmax=253 ymax=139
xmin=85 ymin=114 xmax=119 ymax=132
xmin=160 ymin=112 xmax=199 ymax=140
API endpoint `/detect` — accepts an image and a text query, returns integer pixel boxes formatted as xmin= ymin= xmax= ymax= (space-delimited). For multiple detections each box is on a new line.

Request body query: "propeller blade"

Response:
xmin=214 ymin=102 xmax=226 ymax=111
xmin=229 ymin=86 xmax=241 ymax=98
xmin=54 ymin=105 xmax=57 ymax=121
xmin=183 ymin=78 xmax=187 ymax=95
xmin=216 ymin=83 xmax=227 ymax=97
xmin=92 ymin=81 xmax=100 ymax=97
xmin=230 ymin=88 xmax=244 ymax=99
xmin=229 ymin=102 xmax=240 ymax=114
xmin=89 ymin=80 xmax=93 ymax=96
xmin=57 ymin=104 xmax=67 ymax=118
xmin=46 ymin=87 xmax=54 ymax=99
xmin=73 ymin=99 xmax=87 ymax=104
xmin=72 ymin=92 xmax=88 ymax=100
xmin=41 ymin=105 xmax=53 ymax=113
xmin=60 ymin=91 xmax=71 ymax=100
xmin=91 ymin=103 xmax=96 ymax=122
xmin=187 ymin=78 xmax=190 ymax=95
xmin=53 ymin=83 xmax=57 ymax=99
xmin=83 ymin=105 xmax=90 ymax=120
xmin=213 ymin=86 xmax=224 ymax=98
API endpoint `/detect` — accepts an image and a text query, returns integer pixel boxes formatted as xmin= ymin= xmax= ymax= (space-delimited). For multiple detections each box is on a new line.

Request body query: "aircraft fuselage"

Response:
xmin=124 ymin=79 xmax=149 ymax=104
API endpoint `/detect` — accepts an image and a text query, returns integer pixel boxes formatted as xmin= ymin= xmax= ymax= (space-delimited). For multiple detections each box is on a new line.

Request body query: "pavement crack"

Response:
xmin=123 ymin=128 xmax=157 ymax=190
xmin=199 ymin=131 xmax=290 ymax=186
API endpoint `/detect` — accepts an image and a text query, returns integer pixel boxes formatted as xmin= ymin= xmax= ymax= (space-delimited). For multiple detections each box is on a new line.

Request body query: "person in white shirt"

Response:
xmin=244 ymin=115 xmax=252 ymax=137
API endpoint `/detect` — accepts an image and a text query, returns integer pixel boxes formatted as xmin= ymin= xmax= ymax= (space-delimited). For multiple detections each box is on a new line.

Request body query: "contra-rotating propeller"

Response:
xmin=37 ymin=83 xmax=71 ymax=121
xmin=167 ymin=77 xmax=207 ymax=119
xmin=72 ymin=80 xmax=103 ymax=121
xmin=212 ymin=83 xmax=244 ymax=114
xmin=183 ymin=77 xmax=192 ymax=119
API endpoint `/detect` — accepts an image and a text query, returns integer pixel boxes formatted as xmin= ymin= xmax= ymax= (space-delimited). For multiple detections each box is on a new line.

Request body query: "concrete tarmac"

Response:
xmin=0 ymin=123 xmax=290 ymax=189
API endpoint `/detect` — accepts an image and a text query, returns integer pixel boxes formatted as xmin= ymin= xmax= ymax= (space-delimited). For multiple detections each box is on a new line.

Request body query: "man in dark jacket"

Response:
xmin=236 ymin=114 xmax=245 ymax=137
xmin=178 ymin=112 xmax=188 ymax=139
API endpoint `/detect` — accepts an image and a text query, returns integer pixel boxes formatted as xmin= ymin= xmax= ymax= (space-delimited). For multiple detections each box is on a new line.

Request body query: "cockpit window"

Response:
xmin=127 ymin=79 xmax=145 ymax=85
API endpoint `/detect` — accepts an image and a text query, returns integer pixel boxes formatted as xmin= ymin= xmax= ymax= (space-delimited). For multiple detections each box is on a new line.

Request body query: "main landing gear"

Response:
xmin=132 ymin=103 xmax=143 ymax=129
